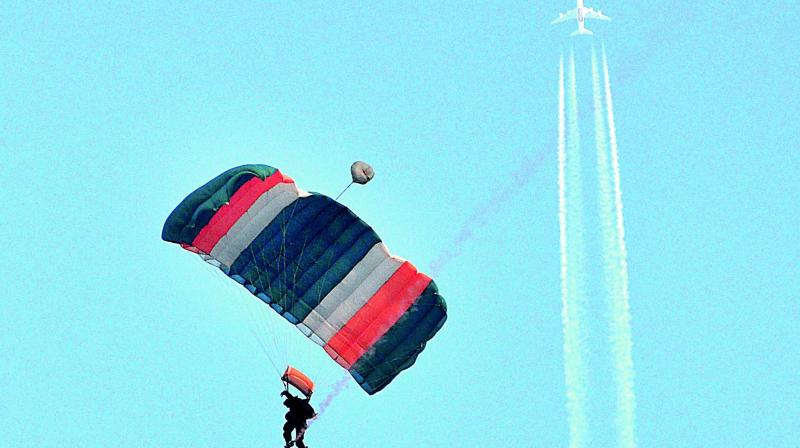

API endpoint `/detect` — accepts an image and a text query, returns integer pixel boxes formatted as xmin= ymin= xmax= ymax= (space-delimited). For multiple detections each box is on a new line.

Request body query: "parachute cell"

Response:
xmin=162 ymin=164 xmax=447 ymax=394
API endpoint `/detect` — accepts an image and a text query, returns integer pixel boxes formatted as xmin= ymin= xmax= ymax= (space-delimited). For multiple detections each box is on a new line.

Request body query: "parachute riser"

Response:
xmin=334 ymin=181 xmax=354 ymax=201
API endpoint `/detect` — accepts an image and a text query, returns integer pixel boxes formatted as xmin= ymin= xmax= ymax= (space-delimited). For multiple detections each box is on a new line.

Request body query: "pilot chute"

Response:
xmin=350 ymin=161 xmax=374 ymax=185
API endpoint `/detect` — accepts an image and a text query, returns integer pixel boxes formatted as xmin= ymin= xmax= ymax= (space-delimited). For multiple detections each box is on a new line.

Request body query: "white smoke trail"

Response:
xmin=428 ymin=149 xmax=548 ymax=277
xmin=560 ymin=49 xmax=588 ymax=448
xmin=308 ymin=374 xmax=351 ymax=426
xmin=602 ymin=43 xmax=637 ymax=448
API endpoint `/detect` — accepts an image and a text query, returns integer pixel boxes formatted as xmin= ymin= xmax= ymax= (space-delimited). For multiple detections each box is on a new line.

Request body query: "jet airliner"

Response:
xmin=551 ymin=0 xmax=610 ymax=36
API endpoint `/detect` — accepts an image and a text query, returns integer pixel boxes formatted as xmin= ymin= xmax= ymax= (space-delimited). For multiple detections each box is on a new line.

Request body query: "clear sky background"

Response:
xmin=1 ymin=2 xmax=798 ymax=447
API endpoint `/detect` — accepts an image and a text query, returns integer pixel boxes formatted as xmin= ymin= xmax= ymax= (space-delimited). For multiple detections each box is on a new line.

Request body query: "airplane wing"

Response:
xmin=550 ymin=8 xmax=578 ymax=25
xmin=583 ymin=8 xmax=611 ymax=21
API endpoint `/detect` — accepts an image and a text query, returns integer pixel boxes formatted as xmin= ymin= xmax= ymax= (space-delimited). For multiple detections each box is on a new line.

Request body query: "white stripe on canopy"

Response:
xmin=210 ymin=182 xmax=302 ymax=269
xmin=298 ymin=243 xmax=403 ymax=344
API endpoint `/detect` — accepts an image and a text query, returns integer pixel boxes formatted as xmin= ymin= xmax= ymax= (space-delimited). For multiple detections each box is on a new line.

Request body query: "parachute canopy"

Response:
xmin=282 ymin=366 xmax=315 ymax=397
xmin=350 ymin=161 xmax=374 ymax=185
xmin=162 ymin=164 xmax=447 ymax=394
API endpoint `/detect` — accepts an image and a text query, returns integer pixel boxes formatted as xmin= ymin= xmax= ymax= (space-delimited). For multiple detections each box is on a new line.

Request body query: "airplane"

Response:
xmin=551 ymin=0 xmax=610 ymax=36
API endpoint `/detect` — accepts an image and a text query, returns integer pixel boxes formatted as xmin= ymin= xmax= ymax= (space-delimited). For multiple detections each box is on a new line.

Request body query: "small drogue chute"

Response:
xmin=350 ymin=161 xmax=374 ymax=185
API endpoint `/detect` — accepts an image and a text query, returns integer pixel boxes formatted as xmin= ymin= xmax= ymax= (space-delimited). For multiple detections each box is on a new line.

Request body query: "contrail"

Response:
xmin=557 ymin=53 xmax=577 ymax=447
xmin=592 ymin=44 xmax=630 ymax=448
xmin=558 ymin=54 xmax=568 ymax=348
xmin=560 ymin=49 xmax=589 ymax=448
xmin=602 ymin=43 xmax=637 ymax=448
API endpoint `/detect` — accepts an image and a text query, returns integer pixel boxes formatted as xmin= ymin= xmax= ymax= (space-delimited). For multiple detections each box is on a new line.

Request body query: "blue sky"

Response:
xmin=1 ymin=2 xmax=798 ymax=447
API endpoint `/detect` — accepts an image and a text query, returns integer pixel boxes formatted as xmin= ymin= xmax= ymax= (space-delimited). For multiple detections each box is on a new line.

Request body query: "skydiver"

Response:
xmin=281 ymin=390 xmax=316 ymax=448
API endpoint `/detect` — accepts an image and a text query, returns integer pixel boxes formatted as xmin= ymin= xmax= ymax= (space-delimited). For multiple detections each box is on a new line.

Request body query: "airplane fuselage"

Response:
xmin=552 ymin=0 xmax=610 ymax=37
xmin=577 ymin=0 xmax=586 ymax=24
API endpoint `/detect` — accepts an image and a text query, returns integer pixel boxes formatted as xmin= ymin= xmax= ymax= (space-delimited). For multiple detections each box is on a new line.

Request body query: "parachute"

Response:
xmin=282 ymin=365 xmax=315 ymax=397
xmin=161 ymin=164 xmax=447 ymax=394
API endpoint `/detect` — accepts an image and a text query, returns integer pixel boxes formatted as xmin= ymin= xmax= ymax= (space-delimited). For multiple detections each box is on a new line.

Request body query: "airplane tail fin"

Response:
xmin=570 ymin=28 xmax=593 ymax=37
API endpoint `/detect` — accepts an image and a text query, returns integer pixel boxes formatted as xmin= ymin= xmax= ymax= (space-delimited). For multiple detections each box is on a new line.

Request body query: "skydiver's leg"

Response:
xmin=283 ymin=421 xmax=294 ymax=447
xmin=294 ymin=423 xmax=307 ymax=448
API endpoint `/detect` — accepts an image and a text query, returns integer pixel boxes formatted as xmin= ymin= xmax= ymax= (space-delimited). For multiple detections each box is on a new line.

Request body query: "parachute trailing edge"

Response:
xmin=162 ymin=164 xmax=447 ymax=394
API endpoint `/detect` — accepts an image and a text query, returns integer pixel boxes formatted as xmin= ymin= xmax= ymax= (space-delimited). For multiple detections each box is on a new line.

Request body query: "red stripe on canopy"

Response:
xmin=192 ymin=171 xmax=290 ymax=254
xmin=324 ymin=262 xmax=431 ymax=368
xmin=180 ymin=243 xmax=200 ymax=253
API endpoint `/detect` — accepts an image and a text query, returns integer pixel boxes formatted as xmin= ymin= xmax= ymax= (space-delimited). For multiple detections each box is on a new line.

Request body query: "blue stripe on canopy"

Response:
xmin=227 ymin=194 xmax=382 ymax=324
xmin=348 ymin=281 xmax=447 ymax=394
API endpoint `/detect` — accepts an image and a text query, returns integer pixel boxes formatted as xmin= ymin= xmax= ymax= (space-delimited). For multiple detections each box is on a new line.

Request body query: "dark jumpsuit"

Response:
xmin=282 ymin=392 xmax=314 ymax=448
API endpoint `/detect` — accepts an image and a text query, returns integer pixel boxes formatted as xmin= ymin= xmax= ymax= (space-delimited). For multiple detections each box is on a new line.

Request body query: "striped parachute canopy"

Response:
xmin=161 ymin=164 xmax=447 ymax=394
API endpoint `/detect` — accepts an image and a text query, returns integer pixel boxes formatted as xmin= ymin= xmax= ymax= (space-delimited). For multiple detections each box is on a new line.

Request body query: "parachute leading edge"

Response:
xmin=162 ymin=164 xmax=447 ymax=395
xmin=551 ymin=0 xmax=610 ymax=36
